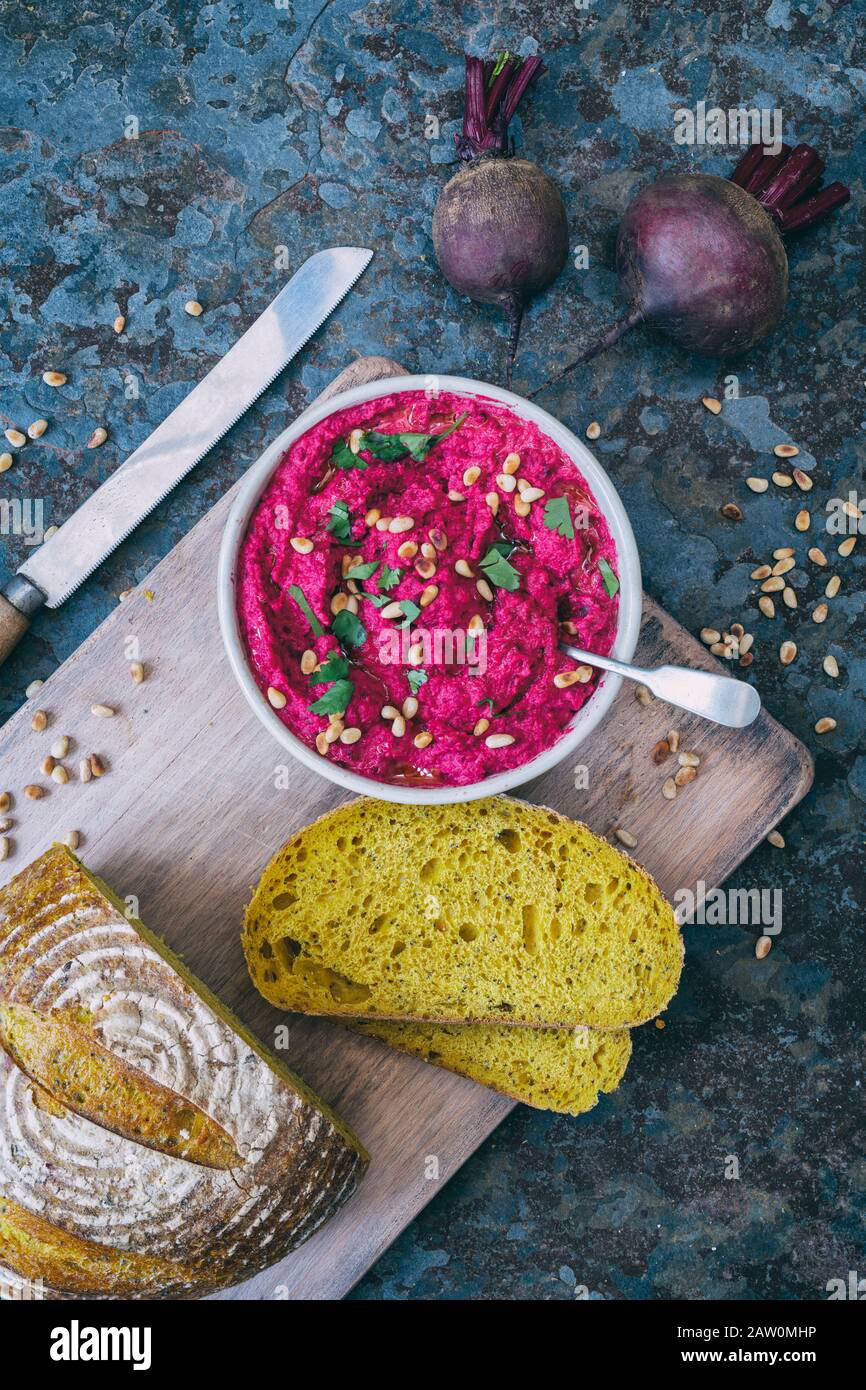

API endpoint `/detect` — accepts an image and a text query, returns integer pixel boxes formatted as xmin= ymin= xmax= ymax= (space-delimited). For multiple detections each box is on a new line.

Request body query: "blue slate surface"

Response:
xmin=0 ymin=1 xmax=862 ymax=1300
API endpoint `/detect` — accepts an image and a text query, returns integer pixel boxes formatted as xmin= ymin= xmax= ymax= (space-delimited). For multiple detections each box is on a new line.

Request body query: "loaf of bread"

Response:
xmin=0 ymin=847 xmax=368 ymax=1300
xmin=356 ymin=1020 xmax=632 ymax=1115
xmin=244 ymin=797 xmax=682 ymax=1030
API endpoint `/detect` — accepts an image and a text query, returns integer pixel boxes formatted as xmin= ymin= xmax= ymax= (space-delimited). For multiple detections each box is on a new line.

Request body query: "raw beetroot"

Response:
xmin=432 ymin=52 xmax=568 ymax=387
xmin=577 ymin=142 xmax=850 ymax=364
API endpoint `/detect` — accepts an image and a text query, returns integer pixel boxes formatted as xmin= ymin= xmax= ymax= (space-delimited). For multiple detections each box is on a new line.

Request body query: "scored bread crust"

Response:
xmin=0 ymin=847 xmax=368 ymax=1300
xmin=243 ymin=795 xmax=684 ymax=1032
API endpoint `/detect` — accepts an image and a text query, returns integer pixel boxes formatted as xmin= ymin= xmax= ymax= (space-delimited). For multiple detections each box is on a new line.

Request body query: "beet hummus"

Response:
xmin=237 ymin=390 xmax=619 ymax=787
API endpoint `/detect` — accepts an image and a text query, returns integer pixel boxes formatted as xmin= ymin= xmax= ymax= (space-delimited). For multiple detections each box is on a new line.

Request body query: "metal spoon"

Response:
xmin=561 ymin=642 xmax=762 ymax=729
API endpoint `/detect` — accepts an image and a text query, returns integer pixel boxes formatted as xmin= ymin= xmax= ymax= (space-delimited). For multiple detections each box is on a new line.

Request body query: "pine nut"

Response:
xmin=842 ymin=499 xmax=863 ymax=520
xmin=838 ymin=536 xmax=856 ymax=557
xmin=779 ymin=641 xmax=797 ymax=665
xmin=0 ymin=454 xmax=12 ymax=473
xmin=808 ymin=547 xmax=827 ymax=566
xmin=514 ymin=497 xmax=531 ymax=518
xmin=662 ymin=777 xmax=677 ymax=800
xmin=375 ymin=516 xmax=392 ymax=532
xmin=63 ymin=830 xmax=80 ymax=849
xmin=678 ymin=751 xmax=700 ymax=767
xmin=667 ymin=730 xmax=680 ymax=753
xmin=345 ymin=594 xmax=359 ymax=614
xmin=485 ymin=492 xmax=499 ymax=515
xmin=521 ymin=486 xmax=545 ymax=503
xmin=811 ymin=602 xmax=828 ymax=623
xmin=485 ymin=733 xmax=515 ymax=748
xmin=739 ymin=633 xmax=754 ymax=654
xmin=365 ymin=508 xmax=381 ymax=526
xmin=419 ymin=584 xmax=438 ymax=608
xmin=315 ymin=732 xmax=329 ymax=756
xmin=27 ymin=418 xmax=48 ymax=438
xmin=495 ymin=472 xmax=516 ymax=493
xmin=782 ymin=586 xmax=797 ymax=609
xmin=389 ymin=516 xmax=414 ymax=533
xmin=761 ymin=577 xmax=784 ymax=593
xmin=397 ymin=540 xmax=418 ymax=560
xmin=420 ymin=542 xmax=437 ymax=560
xmin=414 ymin=558 xmax=437 ymax=580
xmin=113 ymin=314 xmax=126 ymax=334
xmin=184 ymin=300 xmax=203 ymax=316
xmin=825 ymin=575 xmax=841 ymax=599
xmin=79 ymin=759 xmax=92 ymax=783
xmin=635 ymin=685 xmax=653 ymax=705
xmin=701 ymin=628 xmax=721 ymax=644
xmin=746 ymin=477 xmax=768 ymax=492
xmin=89 ymin=754 xmax=105 ymax=777
xmin=448 ymin=491 xmax=465 ymax=502
xmin=0 ymin=793 xmax=9 ymax=812
xmin=674 ymin=765 xmax=697 ymax=787
xmin=330 ymin=592 xmax=348 ymax=615
xmin=467 ymin=615 xmax=485 ymax=635
xmin=429 ymin=528 xmax=448 ymax=551
xmin=455 ymin=558 xmax=474 ymax=578
xmin=290 ymin=536 xmax=313 ymax=554
xmin=755 ymin=935 xmax=772 ymax=959
xmin=476 ymin=578 xmax=494 ymax=602
xmin=349 ymin=428 xmax=365 ymax=454
xmin=51 ymin=764 xmax=69 ymax=784
xmin=24 ymin=785 xmax=44 ymax=799
xmin=381 ymin=601 xmax=403 ymax=620
xmin=773 ymin=443 xmax=799 ymax=457
xmin=702 ymin=397 xmax=722 ymax=415
xmin=402 ymin=696 xmax=419 ymax=719
xmin=42 ymin=371 xmax=67 ymax=386
xmin=90 ymin=704 xmax=115 ymax=718
xmin=795 ymin=510 xmax=811 ymax=531
xmin=554 ymin=668 xmax=583 ymax=688
xmin=43 ymin=526 xmax=58 ymax=540
xmin=815 ymin=717 xmax=836 ymax=734
xmin=50 ymin=735 xmax=69 ymax=759
xmin=41 ymin=755 xmax=55 ymax=776
xmin=381 ymin=705 xmax=400 ymax=721
xmin=767 ymin=830 xmax=785 ymax=848
xmin=502 ymin=453 xmax=521 ymax=474
xmin=267 ymin=686 xmax=287 ymax=709
xmin=823 ymin=654 xmax=839 ymax=678
xmin=340 ymin=727 xmax=362 ymax=744
xmin=651 ymin=739 xmax=670 ymax=764
xmin=407 ymin=644 xmax=424 ymax=665
xmin=772 ymin=472 xmax=793 ymax=487
xmin=129 ymin=661 xmax=145 ymax=683
xmin=473 ymin=718 xmax=490 ymax=737
xmin=30 ymin=710 xmax=48 ymax=732
xmin=5 ymin=428 xmax=26 ymax=447
xmin=750 ymin=566 xmax=771 ymax=580
xmin=793 ymin=468 xmax=812 ymax=491
xmin=391 ymin=715 xmax=406 ymax=737
xmin=462 ymin=466 xmax=481 ymax=487
xmin=87 ymin=426 xmax=108 ymax=449
xmin=324 ymin=720 xmax=343 ymax=744
xmin=414 ymin=731 xmax=433 ymax=749
xmin=301 ymin=649 xmax=317 ymax=675
xmin=586 ymin=420 xmax=602 ymax=438
xmin=772 ymin=556 xmax=795 ymax=576
xmin=25 ymin=680 xmax=44 ymax=698
xmin=721 ymin=502 xmax=742 ymax=521
xmin=614 ymin=827 xmax=638 ymax=847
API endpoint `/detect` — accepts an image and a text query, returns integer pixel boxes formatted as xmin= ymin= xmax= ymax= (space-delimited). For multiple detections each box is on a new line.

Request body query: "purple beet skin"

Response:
xmin=577 ymin=143 xmax=850 ymax=365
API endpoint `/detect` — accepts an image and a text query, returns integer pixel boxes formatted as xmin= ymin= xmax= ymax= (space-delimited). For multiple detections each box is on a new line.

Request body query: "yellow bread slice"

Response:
xmin=355 ymin=1021 xmax=632 ymax=1115
xmin=243 ymin=796 xmax=683 ymax=1030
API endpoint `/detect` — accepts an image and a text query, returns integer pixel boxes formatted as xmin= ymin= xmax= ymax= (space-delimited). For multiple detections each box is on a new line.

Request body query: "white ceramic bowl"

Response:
xmin=218 ymin=375 xmax=641 ymax=805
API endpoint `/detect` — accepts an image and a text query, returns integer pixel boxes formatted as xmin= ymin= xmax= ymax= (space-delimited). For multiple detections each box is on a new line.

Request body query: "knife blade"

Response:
xmin=0 ymin=247 xmax=372 ymax=663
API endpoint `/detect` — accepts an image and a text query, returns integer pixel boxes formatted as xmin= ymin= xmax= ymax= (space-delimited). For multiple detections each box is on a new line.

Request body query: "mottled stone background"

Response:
xmin=0 ymin=0 xmax=863 ymax=1300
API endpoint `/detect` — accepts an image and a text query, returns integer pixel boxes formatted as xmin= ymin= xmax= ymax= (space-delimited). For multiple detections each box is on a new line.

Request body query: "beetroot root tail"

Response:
xmin=574 ymin=308 xmax=644 ymax=366
xmin=503 ymin=293 xmax=523 ymax=389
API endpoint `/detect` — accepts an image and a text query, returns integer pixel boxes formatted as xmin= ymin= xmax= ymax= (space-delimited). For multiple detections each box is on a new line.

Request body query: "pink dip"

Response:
xmin=237 ymin=391 xmax=619 ymax=786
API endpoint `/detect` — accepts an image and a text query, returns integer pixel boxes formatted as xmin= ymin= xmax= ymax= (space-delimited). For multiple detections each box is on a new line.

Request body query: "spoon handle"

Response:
xmin=561 ymin=644 xmax=762 ymax=729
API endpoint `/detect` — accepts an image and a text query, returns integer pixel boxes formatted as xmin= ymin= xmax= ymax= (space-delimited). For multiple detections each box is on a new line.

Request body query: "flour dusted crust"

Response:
xmin=0 ymin=847 xmax=367 ymax=1299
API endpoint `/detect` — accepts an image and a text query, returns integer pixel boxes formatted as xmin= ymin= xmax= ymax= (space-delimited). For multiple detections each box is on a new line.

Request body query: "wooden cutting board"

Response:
xmin=0 ymin=356 xmax=813 ymax=1301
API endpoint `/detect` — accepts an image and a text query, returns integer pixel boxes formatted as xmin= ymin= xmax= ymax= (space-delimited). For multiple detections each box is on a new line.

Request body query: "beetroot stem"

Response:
xmin=760 ymin=144 xmax=824 ymax=213
xmin=744 ymin=145 xmax=792 ymax=196
xmin=779 ymin=182 xmax=851 ymax=233
xmin=574 ymin=308 xmax=645 ymax=366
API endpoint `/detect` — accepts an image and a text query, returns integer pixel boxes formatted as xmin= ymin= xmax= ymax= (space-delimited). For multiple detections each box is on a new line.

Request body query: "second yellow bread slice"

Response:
xmin=355 ymin=1021 xmax=632 ymax=1115
xmin=243 ymin=796 xmax=683 ymax=1030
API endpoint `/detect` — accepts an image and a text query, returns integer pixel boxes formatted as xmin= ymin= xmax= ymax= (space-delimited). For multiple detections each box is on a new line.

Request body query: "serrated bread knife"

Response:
xmin=0 ymin=246 xmax=372 ymax=666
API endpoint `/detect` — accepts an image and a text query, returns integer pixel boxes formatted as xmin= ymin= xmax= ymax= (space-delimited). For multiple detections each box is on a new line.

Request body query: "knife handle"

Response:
xmin=0 ymin=593 xmax=29 ymax=666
